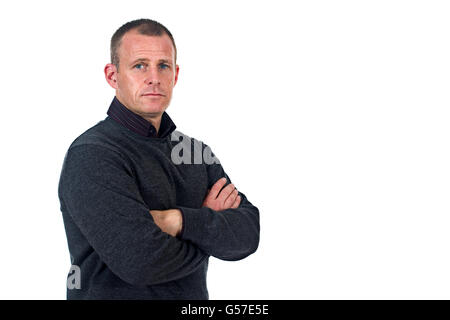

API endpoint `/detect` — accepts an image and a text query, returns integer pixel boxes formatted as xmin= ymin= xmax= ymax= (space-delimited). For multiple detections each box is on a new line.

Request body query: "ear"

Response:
xmin=173 ymin=64 xmax=180 ymax=86
xmin=104 ymin=63 xmax=118 ymax=89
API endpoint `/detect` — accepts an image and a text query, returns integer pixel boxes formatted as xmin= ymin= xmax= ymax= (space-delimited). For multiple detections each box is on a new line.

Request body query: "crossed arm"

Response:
xmin=150 ymin=177 xmax=241 ymax=237
xmin=59 ymin=143 xmax=259 ymax=285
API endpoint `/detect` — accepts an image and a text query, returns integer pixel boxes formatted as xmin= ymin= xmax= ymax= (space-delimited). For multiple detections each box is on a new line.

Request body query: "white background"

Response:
xmin=0 ymin=0 xmax=449 ymax=299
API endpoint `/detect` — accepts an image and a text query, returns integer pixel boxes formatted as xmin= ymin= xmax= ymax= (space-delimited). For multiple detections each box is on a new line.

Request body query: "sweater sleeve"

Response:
xmin=177 ymin=145 xmax=260 ymax=261
xmin=58 ymin=143 xmax=207 ymax=286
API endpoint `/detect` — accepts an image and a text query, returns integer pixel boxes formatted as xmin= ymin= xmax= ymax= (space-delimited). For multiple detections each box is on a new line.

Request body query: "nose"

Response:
xmin=145 ymin=68 xmax=161 ymax=85
xmin=146 ymin=78 xmax=161 ymax=85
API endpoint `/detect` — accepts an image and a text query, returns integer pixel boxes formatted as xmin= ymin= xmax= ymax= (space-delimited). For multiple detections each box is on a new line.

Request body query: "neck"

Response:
xmin=142 ymin=115 xmax=162 ymax=133
xmin=114 ymin=95 xmax=164 ymax=134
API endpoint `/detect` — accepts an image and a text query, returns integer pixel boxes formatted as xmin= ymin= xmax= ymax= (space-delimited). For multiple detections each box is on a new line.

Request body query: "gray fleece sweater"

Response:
xmin=58 ymin=111 xmax=260 ymax=300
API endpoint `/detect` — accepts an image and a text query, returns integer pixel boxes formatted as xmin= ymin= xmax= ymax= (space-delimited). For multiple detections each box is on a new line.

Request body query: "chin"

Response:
xmin=140 ymin=104 xmax=167 ymax=115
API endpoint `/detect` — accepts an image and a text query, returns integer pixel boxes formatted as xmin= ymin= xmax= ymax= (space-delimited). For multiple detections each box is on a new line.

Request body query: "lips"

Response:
xmin=142 ymin=92 xmax=164 ymax=97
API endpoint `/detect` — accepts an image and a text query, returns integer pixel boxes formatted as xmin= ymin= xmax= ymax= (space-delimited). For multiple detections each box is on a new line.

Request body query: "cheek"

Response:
xmin=117 ymin=74 xmax=131 ymax=90
xmin=123 ymin=75 xmax=142 ymax=94
xmin=164 ymin=75 xmax=176 ymax=89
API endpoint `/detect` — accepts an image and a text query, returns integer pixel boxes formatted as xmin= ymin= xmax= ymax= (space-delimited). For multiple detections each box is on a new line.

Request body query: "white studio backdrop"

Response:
xmin=0 ymin=0 xmax=449 ymax=299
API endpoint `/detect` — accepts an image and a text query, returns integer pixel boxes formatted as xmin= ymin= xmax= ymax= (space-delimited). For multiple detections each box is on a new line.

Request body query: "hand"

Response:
xmin=202 ymin=177 xmax=241 ymax=211
xmin=149 ymin=209 xmax=182 ymax=237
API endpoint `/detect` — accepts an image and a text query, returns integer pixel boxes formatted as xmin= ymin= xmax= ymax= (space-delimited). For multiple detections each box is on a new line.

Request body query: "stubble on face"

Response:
xmin=115 ymin=31 xmax=178 ymax=125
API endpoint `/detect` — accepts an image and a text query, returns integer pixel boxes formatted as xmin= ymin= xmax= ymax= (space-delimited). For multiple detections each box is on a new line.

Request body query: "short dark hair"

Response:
xmin=110 ymin=18 xmax=177 ymax=70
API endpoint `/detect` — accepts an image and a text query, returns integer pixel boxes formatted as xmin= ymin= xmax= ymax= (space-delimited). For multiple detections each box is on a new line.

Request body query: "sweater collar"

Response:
xmin=106 ymin=96 xmax=176 ymax=139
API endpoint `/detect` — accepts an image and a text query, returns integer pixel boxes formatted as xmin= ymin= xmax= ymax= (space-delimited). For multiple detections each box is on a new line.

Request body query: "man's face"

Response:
xmin=106 ymin=31 xmax=179 ymax=119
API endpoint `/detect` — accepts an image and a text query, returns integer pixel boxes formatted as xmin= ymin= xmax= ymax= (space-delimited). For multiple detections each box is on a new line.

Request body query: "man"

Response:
xmin=58 ymin=18 xmax=260 ymax=299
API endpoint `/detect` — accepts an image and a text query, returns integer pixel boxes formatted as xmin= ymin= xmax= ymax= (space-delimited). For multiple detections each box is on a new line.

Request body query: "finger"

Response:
xmin=224 ymin=188 xmax=239 ymax=209
xmin=217 ymin=183 xmax=235 ymax=203
xmin=231 ymin=195 xmax=241 ymax=209
xmin=149 ymin=210 xmax=160 ymax=217
xmin=206 ymin=177 xmax=227 ymax=200
xmin=149 ymin=210 xmax=163 ymax=223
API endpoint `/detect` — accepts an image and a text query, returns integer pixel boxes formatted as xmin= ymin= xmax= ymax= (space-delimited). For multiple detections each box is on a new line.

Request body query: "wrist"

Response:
xmin=168 ymin=209 xmax=183 ymax=237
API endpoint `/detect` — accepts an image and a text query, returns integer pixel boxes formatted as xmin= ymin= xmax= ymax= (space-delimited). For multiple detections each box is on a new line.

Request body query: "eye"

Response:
xmin=134 ymin=63 xmax=145 ymax=70
xmin=159 ymin=63 xmax=170 ymax=70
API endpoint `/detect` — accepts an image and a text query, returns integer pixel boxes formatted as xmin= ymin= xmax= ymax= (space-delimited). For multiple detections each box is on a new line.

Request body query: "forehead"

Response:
xmin=119 ymin=31 xmax=175 ymax=61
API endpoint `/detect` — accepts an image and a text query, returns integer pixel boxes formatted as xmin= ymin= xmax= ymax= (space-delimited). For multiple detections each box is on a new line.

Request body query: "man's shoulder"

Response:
xmin=170 ymin=129 xmax=214 ymax=153
xmin=170 ymin=130 xmax=221 ymax=165
xmin=67 ymin=118 xmax=121 ymax=153
xmin=170 ymin=129 xmax=208 ymax=146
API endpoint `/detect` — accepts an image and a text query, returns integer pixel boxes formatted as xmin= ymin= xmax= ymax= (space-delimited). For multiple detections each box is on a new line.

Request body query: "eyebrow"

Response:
xmin=130 ymin=58 xmax=173 ymax=65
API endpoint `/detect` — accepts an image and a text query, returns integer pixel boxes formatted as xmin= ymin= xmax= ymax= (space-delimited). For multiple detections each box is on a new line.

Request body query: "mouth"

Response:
xmin=142 ymin=93 xmax=165 ymax=97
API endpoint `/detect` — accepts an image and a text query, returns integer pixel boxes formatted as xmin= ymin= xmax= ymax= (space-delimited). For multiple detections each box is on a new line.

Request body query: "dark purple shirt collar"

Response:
xmin=107 ymin=96 xmax=176 ymax=138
